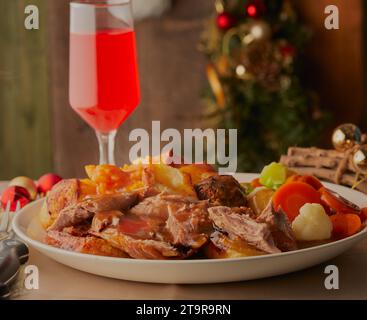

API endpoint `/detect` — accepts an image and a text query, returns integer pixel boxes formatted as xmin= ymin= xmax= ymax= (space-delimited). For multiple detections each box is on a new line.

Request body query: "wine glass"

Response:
xmin=69 ymin=0 xmax=140 ymax=165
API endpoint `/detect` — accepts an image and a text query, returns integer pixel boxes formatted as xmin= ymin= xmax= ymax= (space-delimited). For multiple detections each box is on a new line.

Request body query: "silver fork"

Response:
xmin=0 ymin=201 xmax=15 ymax=241
xmin=0 ymin=201 xmax=29 ymax=263
xmin=0 ymin=201 xmax=29 ymax=299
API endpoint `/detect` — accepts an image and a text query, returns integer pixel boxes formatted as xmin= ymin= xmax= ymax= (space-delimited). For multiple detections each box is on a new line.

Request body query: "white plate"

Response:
xmin=12 ymin=173 xmax=367 ymax=284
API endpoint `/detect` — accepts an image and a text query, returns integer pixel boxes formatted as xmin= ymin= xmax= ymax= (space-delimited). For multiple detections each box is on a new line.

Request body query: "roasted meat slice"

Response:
xmin=231 ymin=206 xmax=256 ymax=218
xmin=47 ymin=179 xmax=80 ymax=219
xmin=130 ymin=194 xmax=194 ymax=220
xmin=89 ymin=211 xmax=180 ymax=259
xmin=45 ymin=230 xmax=128 ymax=257
xmin=257 ymin=202 xmax=297 ymax=252
xmin=91 ymin=209 xmax=167 ymax=246
xmin=131 ymin=193 xmax=212 ymax=248
xmin=90 ymin=194 xmax=212 ymax=259
xmin=166 ymin=200 xmax=212 ymax=248
xmin=208 ymin=206 xmax=280 ymax=254
xmin=194 ymin=175 xmax=247 ymax=207
xmin=62 ymin=224 xmax=91 ymax=237
xmin=90 ymin=227 xmax=180 ymax=259
xmin=48 ymin=192 xmax=138 ymax=231
xmin=91 ymin=210 xmax=123 ymax=233
xmin=204 ymin=231 xmax=265 ymax=259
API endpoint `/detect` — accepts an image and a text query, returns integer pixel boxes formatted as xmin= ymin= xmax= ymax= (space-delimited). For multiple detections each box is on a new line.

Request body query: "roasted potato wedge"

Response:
xmin=39 ymin=200 xmax=52 ymax=229
xmin=143 ymin=164 xmax=197 ymax=198
xmin=85 ymin=164 xmax=130 ymax=194
xmin=41 ymin=178 xmax=99 ymax=229
xmin=45 ymin=231 xmax=128 ymax=258
xmin=179 ymin=164 xmax=217 ymax=185
xmin=79 ymin=179 xmax=97 ymax=198
xmin=247 ymin=187 xmax=275 ymax=216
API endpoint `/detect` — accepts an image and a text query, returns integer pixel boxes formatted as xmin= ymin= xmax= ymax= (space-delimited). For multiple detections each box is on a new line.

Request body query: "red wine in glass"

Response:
xmin=69 ymin=1 xmax=140 ymax=164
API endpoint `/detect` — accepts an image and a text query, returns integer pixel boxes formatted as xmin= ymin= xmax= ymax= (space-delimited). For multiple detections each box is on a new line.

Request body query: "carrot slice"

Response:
xmin=272 ymin=182 xmax=322 ymax=221
xmin=319 ymin=187 xmax=360 ymax=215
xmin=286 ymin=175 xmax=323 ymax=190
xmin=360 ymin=208 xmax=367 ymax=222
xmin=330 ymin=213 xmax=361 ymax=238
xmin=342 ymin=214 xmax=361 ymax=236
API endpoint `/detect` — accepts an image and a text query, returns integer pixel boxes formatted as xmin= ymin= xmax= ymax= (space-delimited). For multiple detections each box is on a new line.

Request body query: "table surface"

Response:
xmin=17 ymin=239 xmax=367 ymax=300
xmin=3 ymin=183 xmax=366 ymax=300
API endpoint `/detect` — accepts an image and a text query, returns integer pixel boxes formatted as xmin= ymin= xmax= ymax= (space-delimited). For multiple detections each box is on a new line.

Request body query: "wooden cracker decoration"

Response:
xmin=280 ymin=123 xmax=367 ymax=194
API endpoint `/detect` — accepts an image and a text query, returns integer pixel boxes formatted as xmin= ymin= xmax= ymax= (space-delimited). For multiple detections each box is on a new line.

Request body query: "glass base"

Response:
xmin=96 ymin=130 xmax=117 ymax=165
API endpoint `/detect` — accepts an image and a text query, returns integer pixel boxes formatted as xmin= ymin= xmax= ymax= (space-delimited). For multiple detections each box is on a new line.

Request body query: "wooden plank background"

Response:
xmin=0 ymin=0 xmax=52 ymax=180
xmin=296 ymin=0 xmax=366 ymax=143
xmin=0 ymin=0 xmax=366 ymax=179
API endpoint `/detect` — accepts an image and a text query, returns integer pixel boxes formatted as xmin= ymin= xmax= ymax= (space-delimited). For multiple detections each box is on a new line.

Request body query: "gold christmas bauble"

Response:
xmin=332 ymin=123 xmax=362 ymax=152
xmin=353 ymin=145 xmax=367 ymax=174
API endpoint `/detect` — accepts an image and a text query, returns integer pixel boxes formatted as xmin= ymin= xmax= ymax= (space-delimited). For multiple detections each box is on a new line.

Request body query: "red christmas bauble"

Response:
xmin=246 ymin=4 xmax=257 ymax=17
xmin=216 ymin=12 xmax=235 ymax=30
xmin=9 ymin=176 xmax=37 ymax=200
xmin=280 ymin=44 xmax=296 ymax=57
xmin=246 ymin=0 xmax=266 ymax=18
xmin=37 ymin=173 xmax=63 ymax=194
xmin=1 ymin=186 xmax=31 ymax=211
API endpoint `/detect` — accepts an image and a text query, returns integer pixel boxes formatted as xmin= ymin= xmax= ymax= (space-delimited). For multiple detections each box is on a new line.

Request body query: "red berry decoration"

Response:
xmin=37 ymin=173 xmax=63 ymax=194
xmin=246 ymin=0 xmax=266 ymax=18
xmin=216 ymin=12 xmax=235 ymax=30
xmin=1 ymin=186 xmax=31 ymax=211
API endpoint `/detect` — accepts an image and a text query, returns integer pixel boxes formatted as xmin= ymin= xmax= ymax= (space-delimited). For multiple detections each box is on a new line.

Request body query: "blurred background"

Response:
xmin=0 ymin=0 xmax=366 ymax=179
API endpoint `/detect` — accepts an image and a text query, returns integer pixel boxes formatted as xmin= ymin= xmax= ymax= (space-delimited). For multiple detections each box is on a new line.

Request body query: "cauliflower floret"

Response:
xmin=292 ymin=203 xmax=332 ymax=241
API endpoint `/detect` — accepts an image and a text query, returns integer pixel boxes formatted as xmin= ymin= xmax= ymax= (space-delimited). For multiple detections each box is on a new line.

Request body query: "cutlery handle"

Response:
xmin=0 ymin=248 xmax=20 ymax=288
xmin=0 ymin=238 xmax=29 ymax=264
xmin=0 ymin=236 xmax=29 ymax=299
xmin=0 ymin=283 xmax=10 ymax=300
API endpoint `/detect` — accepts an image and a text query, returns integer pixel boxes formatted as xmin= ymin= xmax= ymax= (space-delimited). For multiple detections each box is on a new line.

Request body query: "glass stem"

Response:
xmin=95 ymin=130 xmax=117 ymax=165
